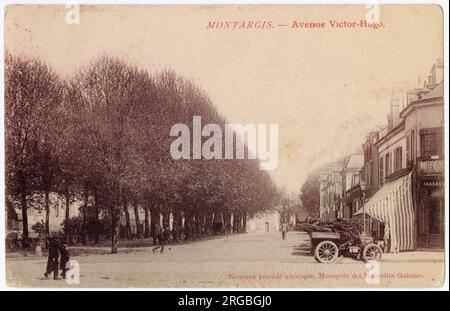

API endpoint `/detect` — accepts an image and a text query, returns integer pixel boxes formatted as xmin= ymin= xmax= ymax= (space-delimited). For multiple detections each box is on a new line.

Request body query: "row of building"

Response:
xmin=319 ymin=59 xmax=444 ymax=252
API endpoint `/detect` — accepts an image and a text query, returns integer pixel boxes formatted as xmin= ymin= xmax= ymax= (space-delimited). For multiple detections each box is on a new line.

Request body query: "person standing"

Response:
xmin=280 ymin=222 xmax=288 ymax=240
xmin=44 ymin=236 xmax=60 ymax=280
xmin=59 ymin=241 xmax=70 ymax=279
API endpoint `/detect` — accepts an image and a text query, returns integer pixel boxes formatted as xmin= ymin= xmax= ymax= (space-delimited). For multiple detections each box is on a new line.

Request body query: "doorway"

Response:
xmin=418 ymin=197 xmax=444 ymax=248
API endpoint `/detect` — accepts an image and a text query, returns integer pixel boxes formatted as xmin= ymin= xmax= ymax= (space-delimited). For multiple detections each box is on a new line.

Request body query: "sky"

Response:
xmin=4 ymin=5 xmax=443 ymax=194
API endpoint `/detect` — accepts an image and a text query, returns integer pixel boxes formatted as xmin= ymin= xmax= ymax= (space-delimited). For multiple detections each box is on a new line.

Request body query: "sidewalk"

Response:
xmin=381 ymin=250 xmax=445 ymax=263
xmin=5 ymin=233 xmax=241 ymax=260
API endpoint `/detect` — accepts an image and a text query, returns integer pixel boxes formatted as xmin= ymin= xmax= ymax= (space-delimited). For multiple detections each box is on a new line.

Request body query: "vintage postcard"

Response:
xmin=2 ymin=2 xmax=447 ymax=289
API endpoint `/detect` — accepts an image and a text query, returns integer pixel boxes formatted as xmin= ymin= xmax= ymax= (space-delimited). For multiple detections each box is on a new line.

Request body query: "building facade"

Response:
xmin=401 ymin=77 xmax=444 ymax=249
xmin=319 ymin=164 xmax=343 ymax=219
xmin=246 ymin=211 xmax=281 ymax=233
xmin=7 ymin=192 xmax=82 ymax=233
xmin=355 ymin=59 xmax=444 ymax=251
xmin=340 ymin=154 xmax=364 ymax=219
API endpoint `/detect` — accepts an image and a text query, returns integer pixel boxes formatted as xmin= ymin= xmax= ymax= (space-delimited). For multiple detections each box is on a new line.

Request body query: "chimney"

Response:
xmin=390 ymin=95 xmax=401 ymax=128
xmin=433 ymin=58 xmax=444 ymax=84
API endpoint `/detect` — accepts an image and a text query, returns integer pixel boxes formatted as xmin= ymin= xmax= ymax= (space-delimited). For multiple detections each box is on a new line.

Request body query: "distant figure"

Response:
xmin=280 ymin=222 xmax=288 ymax=240
xmin=59 ymin=241 xmax=70 ymax=279
xmin=152 ymin=224 xmax=165 ymax=253
xmin=44 ymin=236 xmax=60 ymax=280
xmin=163 ymin=226 xmax=171 ymax=242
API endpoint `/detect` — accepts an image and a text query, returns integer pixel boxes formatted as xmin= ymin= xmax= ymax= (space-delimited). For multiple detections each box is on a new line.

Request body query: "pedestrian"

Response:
xmin=280 ymin=222 xmax=288 ymax=240
xmin=59 ymin=241 xmax=70 ymax=279
xmin=163 ymin=226 xmax=170 ymax=243
xmin=44 ymin=235 xmax=60 ymax=280
xmin=152 ymin=224 xmax=165 ymax=253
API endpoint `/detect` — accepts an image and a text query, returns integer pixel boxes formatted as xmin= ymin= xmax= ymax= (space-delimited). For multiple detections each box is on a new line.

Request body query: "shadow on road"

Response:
xmin=291 ymin=245 xmax=311 ymax=257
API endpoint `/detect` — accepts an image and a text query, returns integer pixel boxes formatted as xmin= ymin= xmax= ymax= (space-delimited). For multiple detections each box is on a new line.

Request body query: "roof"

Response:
xmin=421 ymin=82 xmax=443 ymax=100
xmin=400 ymin=81 xmax=444 ymax=118
xmin=344 ymin=154 xmax=364 ymax=170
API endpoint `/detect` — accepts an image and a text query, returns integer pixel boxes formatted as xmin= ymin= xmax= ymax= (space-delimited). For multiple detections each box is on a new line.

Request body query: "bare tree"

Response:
xmin=5 ymin=53 xmax=63 ymax=244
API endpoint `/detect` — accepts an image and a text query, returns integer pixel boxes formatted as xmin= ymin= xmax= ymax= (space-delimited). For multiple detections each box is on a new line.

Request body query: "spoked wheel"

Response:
xmin=314 ymin=240 xmax=339 ymax=263
xmin=362 ymin=243 xmax=382 ymax=262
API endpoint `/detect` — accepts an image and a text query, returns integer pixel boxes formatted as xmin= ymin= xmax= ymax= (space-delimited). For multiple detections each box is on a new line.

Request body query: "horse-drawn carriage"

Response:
xmin=300 ymin=217 xmax=383 ymax=263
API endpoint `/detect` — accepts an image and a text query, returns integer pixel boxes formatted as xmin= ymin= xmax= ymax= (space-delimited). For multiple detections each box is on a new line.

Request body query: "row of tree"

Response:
xmin=5 ymin=52 xmax=281 ymax=252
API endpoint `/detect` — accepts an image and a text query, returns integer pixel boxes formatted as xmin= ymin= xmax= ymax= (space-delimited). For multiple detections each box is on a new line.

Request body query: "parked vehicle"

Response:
xmin=300 ymin=217 xmax=383 ymax=263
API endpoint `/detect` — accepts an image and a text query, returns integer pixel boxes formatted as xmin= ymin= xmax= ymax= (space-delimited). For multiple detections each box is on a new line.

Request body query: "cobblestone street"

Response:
xmin=6 ymin=232 xmax=445 ymax=288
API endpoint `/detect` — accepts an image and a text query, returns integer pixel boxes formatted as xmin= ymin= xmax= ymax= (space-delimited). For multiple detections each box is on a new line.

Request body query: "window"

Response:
xmin=394 ymin=147 xmax=402 ymax=172
xmin=406 ymin=130 xmax=417 ymax=166
xmin=420 ymin=130 xmax=443 ymax=157
xmin=385 ymin=153 xmax=391 ymax=177
xmin=367 ymin=162 xmax=372 ymax=187
xmin=379 ymin=157 xmax=384 ymax=185
xmin=406 ymin=133 xmax=411 ymax=165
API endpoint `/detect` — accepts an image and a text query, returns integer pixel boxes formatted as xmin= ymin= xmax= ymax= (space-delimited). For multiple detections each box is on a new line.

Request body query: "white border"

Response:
xmin=0 ymin=0 xmax=448 ymax=291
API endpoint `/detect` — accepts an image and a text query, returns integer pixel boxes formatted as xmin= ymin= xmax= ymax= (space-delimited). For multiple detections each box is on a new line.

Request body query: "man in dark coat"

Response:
xmin=59 ymin=241 xmax=70 ymax=279
xmin=152 ymin=224 xmax=165 ymax=253
xmin=44 ymin=236 xmax=60 ymax=280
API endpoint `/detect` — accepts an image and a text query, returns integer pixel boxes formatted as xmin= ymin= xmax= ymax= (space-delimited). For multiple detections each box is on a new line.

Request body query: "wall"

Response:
xmin=12 ymin=192 xmax=82 ymax=232
xmin=246 ymin=211 xmax=280 ymax=233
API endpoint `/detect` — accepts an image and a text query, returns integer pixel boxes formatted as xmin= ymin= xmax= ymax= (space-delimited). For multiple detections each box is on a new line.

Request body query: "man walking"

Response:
xmin=152 ymin=224 xmax=165 ymax=253
xmin=44 ymin=235 xmax=60 ymax=280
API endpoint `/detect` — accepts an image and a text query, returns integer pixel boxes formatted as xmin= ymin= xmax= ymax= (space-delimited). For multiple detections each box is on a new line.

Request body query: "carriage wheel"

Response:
xmin=362 ymin=243 xmax=382 ymax=262
xmin=314 ymin=240 xmax=339 ymax=263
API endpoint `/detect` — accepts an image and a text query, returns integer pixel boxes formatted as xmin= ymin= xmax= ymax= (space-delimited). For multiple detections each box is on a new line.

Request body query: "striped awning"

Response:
xmin=354 ymin=172 xmax=415 ymax=252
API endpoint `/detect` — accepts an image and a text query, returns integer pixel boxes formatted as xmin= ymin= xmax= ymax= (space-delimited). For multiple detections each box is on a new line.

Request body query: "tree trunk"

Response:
xmin=195 ymin=213 xmax=202 ymax=236
xmin=44 ymin=190 xmax=50 ymax=235
xmin=222 ymin=212 xmax=229 ymax=234
xmin=19 ymin=177 xmax=29 ymax=248
xmin=133 ymin=200 xmax=141 ymax=239
xmin=123 ymin=199 xmax=132 ymax=240
xmin=206 ymin=213 xmax=213 ymax=236
xmin=235 ymin=214 xmax=241 ymax=233
xmin=184 ymin=208 xmax=192 ymax=240
xmin=172 ymin=209 xmax=181 ymax=242
xmin=110 ymin=186 xmax=122 ymax=254
xmin=81 ymin=185 xmax=88 ymax=245
xmin=110 ymin=206 xmax=120 ymax=254
xmin=65 ymin=183 xmax=70 ymax=222
xmin=242 ymin=213 xmax=247 ymax=232
xmin=93 ymin=187 xmax=100 ymax=244
xmin=143 ymin=205 xmax=150 ymax=238
xmin=150 ymin=205 xmax=158 ymax=244
xmin=179 ymin=211 xmax=185 ymax=240
xmin=162 ymin=210 xmax=170 ymax=230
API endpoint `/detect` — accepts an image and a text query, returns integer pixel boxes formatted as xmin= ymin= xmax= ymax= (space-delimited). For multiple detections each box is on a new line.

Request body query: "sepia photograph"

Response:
xmin=1 ymin=1 xmax=448 ymax=290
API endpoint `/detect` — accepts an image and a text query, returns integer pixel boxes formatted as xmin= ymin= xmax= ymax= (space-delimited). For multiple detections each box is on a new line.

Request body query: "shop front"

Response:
xmin=416 ymin=159 xmax=445 ymax=249
xmin=354 ymin=172 xmax=415 ymax=253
